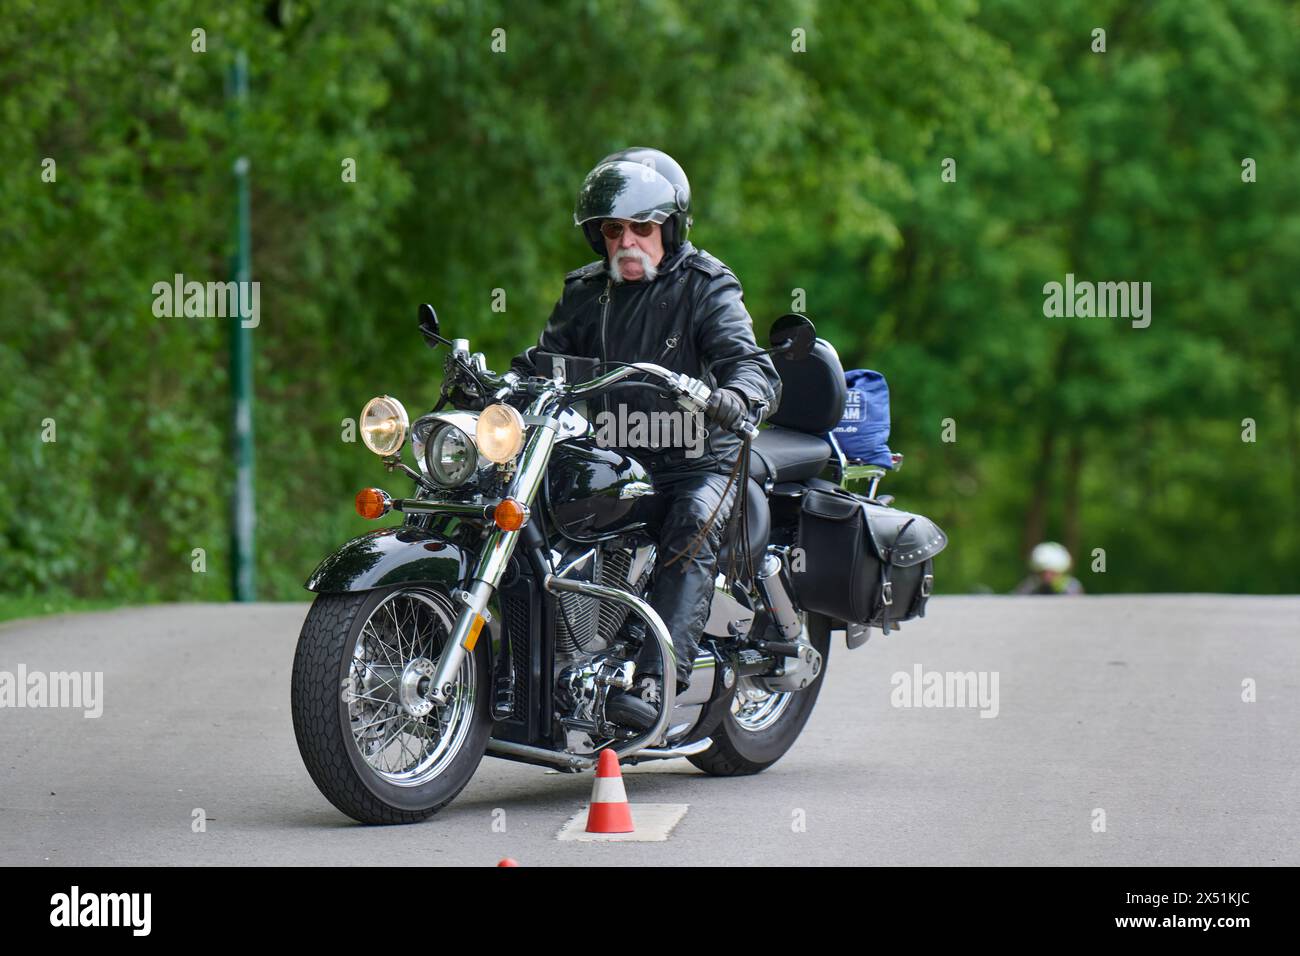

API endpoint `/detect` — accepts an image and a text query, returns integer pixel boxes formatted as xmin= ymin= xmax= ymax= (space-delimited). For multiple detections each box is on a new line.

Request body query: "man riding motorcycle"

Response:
xmin=513 ymin=147 xmax=781 ymax=729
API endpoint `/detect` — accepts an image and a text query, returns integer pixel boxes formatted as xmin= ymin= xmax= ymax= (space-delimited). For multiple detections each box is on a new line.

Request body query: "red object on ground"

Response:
xmin=497 ymin=858 xmax=520 ymax=867
xmin=585 ymin=749 xmax=635 ymax=833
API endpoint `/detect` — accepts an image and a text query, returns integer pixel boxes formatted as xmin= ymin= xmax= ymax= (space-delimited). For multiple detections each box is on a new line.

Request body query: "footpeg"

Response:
xmin=754 ymin=640 xmax=804 ymax=657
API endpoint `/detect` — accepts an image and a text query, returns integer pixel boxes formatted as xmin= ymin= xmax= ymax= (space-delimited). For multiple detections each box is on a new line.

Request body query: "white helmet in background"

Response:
xmin=1029 ymin=541 xmax=1072 ymax=574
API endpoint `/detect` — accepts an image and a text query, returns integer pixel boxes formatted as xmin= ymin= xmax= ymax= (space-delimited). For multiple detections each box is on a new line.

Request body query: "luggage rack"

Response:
xmin=839 ymin=451 xmax=904 ymax=500
xmin=824 ymin=432 xmax=904 ymax=499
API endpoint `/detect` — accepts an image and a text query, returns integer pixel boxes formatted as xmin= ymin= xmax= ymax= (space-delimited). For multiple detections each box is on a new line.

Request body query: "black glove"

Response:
xmin=704 ymin=387 xmax=748 ymax=430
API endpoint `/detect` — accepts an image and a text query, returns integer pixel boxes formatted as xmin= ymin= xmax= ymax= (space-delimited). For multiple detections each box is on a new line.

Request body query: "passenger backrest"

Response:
xmin=768 ymin=337 xmax=847 ymax=434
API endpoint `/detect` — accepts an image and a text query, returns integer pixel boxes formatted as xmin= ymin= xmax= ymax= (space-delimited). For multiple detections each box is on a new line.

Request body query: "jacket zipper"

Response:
xmin=599 ymin=279 xmax=612 ymax=418
xmin=656 ymin=334 xmax=679 ymax=364
xmin=599 ymin=279 xmax=612 ymax=367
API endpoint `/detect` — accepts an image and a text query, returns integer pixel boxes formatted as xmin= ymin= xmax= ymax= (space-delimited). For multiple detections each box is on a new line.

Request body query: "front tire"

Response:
xmin=688 ymin=612 xmax=831 ymax=776
xmin=291 ymin=586 xmax=491 ymax=824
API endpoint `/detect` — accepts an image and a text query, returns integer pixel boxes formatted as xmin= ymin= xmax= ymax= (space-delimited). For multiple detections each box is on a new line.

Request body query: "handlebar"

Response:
xmin=564 ymin=361 xmax=676 ymax=399
xmin=566 ymin=362 xmax=758 ymax=440
xmin=450 ymin=353 xmax=760 ymax=440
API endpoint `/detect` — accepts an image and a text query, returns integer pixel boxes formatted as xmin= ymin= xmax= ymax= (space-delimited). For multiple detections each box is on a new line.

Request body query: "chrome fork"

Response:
xmin=426 ymin=394 xmax=560 ymax=705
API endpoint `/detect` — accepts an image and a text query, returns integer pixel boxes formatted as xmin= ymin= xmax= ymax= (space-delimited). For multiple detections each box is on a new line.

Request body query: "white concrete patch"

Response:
xmin=557 ymin=804 xmax=689 ymax=842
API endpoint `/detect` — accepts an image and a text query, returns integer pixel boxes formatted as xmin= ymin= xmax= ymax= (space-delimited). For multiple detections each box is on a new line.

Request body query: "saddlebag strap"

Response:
xmin=877 ymin=515 xmax=915 ymax=635
xmin=878 ymin=562 xmax=893 ymax=634
xmin=909 ymin=558 xmax=935 ymax=619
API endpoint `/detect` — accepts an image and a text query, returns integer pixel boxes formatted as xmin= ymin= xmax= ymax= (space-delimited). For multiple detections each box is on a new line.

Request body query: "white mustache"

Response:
xmin=610 ymin=248 xmax=657 ymax=283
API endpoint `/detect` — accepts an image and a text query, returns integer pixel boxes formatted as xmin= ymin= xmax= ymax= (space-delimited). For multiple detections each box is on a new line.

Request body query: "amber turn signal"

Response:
xmin=355 ymin=487 xmax=391 ymax=520
xmin=492 ymin=497 xmax=528 ymax=531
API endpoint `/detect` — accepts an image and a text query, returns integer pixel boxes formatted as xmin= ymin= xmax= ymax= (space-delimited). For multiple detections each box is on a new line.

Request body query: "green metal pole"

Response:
xmin=228 ymin=50 xmax=256 ymax=601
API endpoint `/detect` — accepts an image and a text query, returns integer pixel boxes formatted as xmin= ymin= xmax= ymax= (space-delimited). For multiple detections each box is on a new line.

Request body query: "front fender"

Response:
xmin=304 ymin=526 xmax=471 ymax=593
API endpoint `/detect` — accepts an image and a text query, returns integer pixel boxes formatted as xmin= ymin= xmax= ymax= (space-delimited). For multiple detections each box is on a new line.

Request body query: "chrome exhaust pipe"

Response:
xmin=627 ymin=737 xmax=713 ymax=761
xmin=486 ymin=733 xmax=714 ymax=770
xmin=486 ymin=738 xmax=594 ymax=771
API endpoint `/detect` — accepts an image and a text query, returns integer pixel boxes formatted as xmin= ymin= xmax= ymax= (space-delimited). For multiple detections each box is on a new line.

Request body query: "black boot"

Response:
xmin=604 ymin=665 xmax=697 ymax=732
xmin=604 ymin=674 xmax=665 ymax=732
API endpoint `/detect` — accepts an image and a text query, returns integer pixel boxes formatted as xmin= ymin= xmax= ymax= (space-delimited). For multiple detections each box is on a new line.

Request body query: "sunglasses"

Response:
xmin=599 ymin=219 xmax=657 ymax=240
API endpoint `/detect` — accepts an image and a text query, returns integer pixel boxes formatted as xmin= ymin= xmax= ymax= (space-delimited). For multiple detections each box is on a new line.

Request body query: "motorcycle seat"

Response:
xmin=748 ymin=426 xmax=833 ymax=486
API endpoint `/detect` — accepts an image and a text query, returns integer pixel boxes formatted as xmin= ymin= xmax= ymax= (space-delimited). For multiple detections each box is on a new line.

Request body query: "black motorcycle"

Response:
xmin=291 ymin=306 xmax=946 ymax=824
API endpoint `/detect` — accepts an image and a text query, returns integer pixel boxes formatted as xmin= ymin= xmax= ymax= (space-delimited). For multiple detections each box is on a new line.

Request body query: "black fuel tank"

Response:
xmin=544 ymin=442 xmax=656 ymax=541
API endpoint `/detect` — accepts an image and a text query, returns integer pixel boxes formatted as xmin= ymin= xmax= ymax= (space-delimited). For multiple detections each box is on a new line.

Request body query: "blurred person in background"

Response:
xmin=1014 ymin=541 xmax=1084 ymax=595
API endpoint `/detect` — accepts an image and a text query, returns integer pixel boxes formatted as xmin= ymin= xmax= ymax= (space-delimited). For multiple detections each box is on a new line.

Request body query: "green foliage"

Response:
xmin=1 ymin=0 xmax=1296 ymax=603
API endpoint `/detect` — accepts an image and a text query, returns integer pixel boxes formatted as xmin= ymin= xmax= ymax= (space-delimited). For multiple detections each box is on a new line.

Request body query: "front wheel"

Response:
xmin=688 ymin=612 xmax=831 ymax=776
xmin=291 ymin=586 xmax=491 ymax=824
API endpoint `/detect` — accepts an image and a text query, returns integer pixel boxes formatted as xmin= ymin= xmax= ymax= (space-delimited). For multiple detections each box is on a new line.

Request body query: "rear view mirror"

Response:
xmin=418 ymin=303 xmax=448 ymax=349
xmin=769 ymin=313 xmax=816 ymax=360
xmin=705 ymin=312 xmax=817 ymax=375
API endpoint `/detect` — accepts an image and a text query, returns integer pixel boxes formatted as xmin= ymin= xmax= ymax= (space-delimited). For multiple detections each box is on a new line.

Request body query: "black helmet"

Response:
xmin=574 ymin=147 xmax=692 ymax=256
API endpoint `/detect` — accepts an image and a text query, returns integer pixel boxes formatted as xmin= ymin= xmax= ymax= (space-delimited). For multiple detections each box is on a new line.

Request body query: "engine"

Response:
xmin=553 ymin=542 xmax=654 ymax=655
xmin=550 ymin=540 xmax=655 ymax=742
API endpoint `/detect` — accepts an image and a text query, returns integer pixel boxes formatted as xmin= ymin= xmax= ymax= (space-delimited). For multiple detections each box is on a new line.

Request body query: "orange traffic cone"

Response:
xmin=585 ymin=749 xmax=634 ymax=833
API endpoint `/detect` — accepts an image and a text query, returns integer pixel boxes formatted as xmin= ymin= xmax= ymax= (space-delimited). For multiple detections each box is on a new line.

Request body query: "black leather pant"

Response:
xmin=635 ymin=469 xmax=739 ymax=689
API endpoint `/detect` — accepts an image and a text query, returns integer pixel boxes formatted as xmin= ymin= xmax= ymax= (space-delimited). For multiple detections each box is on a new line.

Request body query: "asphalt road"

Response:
xmin=1 ymin=596 xmax=1296 ymax=866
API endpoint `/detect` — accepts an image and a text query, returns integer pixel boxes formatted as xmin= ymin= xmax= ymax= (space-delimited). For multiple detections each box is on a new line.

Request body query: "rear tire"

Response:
xmin=291 ymin=586 xmax=491 ymax=824
xmin=688 ymin=613 xmax=831 ymax=776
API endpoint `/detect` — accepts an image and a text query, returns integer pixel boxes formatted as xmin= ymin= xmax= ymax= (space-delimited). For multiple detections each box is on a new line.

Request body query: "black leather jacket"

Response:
xmin=513 ymin=241 xmax=781 ymax=474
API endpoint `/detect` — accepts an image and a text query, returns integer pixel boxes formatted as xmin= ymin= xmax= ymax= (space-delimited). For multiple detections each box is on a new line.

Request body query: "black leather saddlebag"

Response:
xmin=789 ymin=487 xmax=947 ymax=634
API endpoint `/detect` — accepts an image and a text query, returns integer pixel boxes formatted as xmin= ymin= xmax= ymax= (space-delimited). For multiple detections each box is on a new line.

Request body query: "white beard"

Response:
xmin=610 ymin=248 xmax=658 ymax=283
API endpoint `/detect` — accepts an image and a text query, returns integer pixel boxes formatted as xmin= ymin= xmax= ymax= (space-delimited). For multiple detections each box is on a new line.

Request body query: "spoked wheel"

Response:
xmin=688 ymin=612 xmax=831 ymax=776
xmin=291 ymin=586 xmax=491 ymax=824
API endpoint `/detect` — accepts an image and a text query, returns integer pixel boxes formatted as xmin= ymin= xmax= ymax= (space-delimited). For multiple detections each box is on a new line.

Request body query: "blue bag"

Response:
xmin=832 ymin=369 xmax=893 ymax=466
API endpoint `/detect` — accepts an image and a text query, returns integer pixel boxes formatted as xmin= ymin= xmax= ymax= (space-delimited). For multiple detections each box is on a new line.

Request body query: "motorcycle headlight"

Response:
xmin=424 ymin=422 xmax=478 ymax=487
xmin=477 ymin=403 xmax=525 ymax=464
xmin=360 ymin=396 xmax=409 ymax=457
